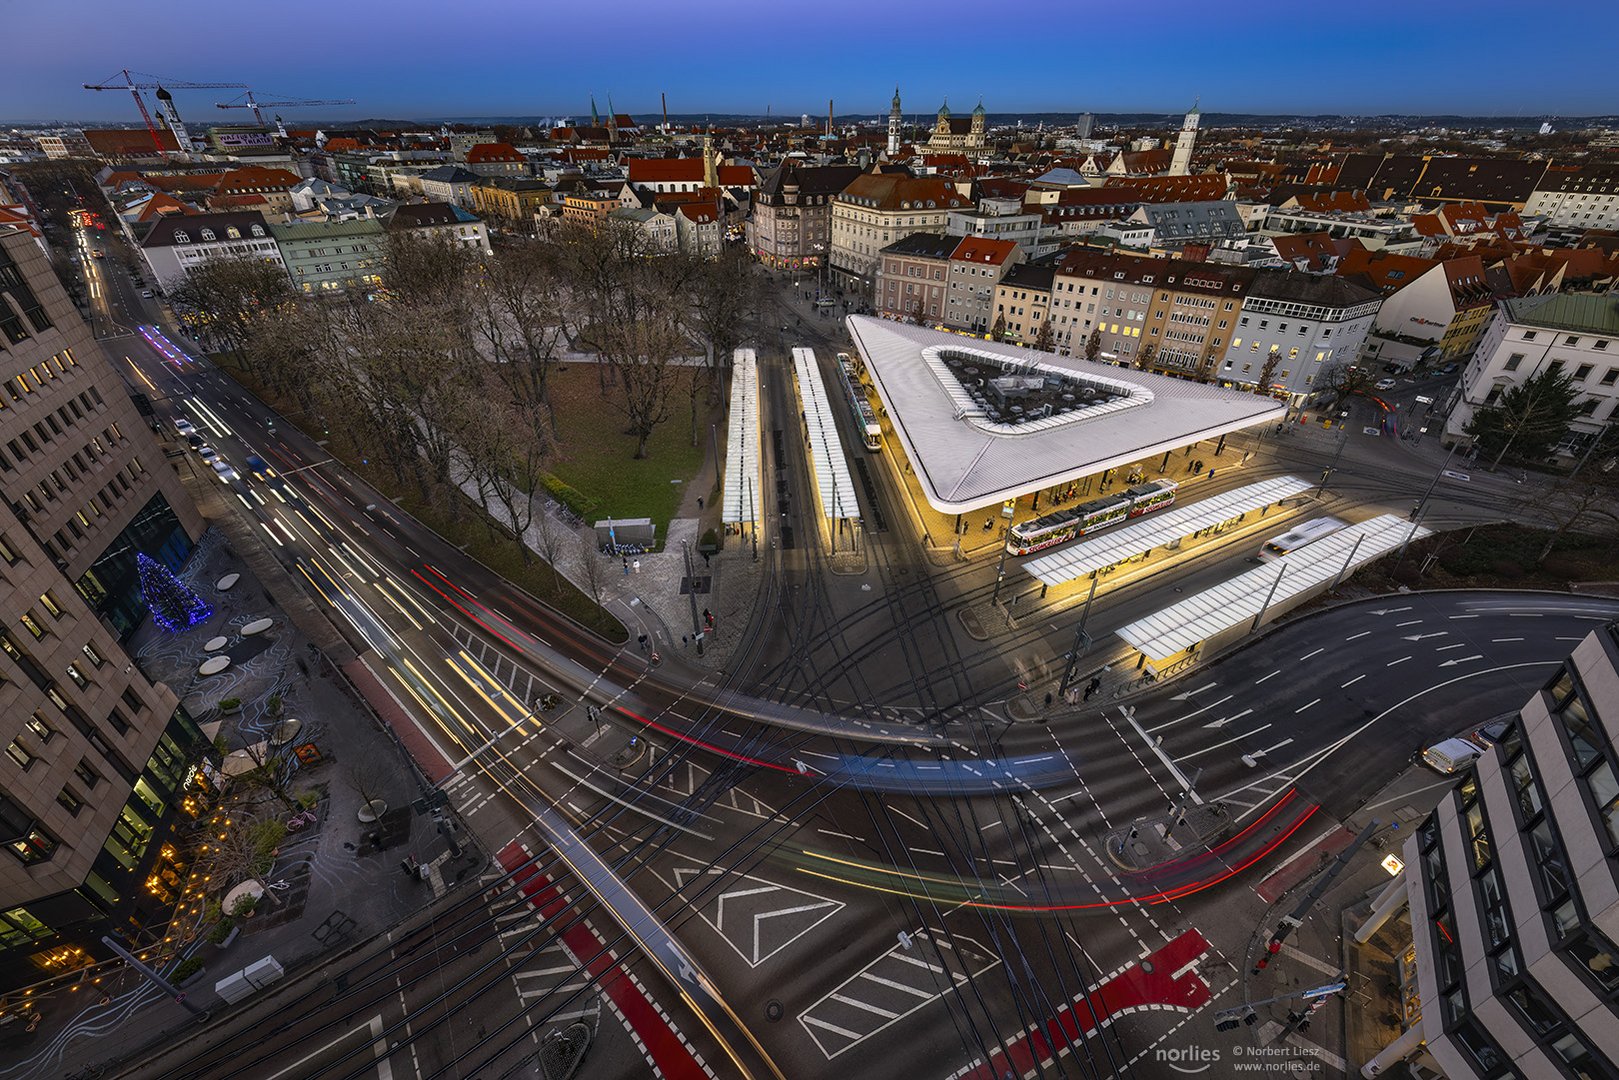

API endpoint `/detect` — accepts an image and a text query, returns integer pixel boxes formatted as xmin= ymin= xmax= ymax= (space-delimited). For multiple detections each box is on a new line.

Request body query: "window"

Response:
xmin=19 ymin=612 xmax=45 ymax=640
xmin=199 ymin=229 xmax=215 ymax=242
xmin=73 ymin=758 xmax=101 ymax=789
xmin=4 ymin=823 xmax=56 ymax=866
xmin=82 ymin=641 xmax=105 ymax=668
xmin=6 ymin=740 xmax=35 ymax=769
xmin=1505 ymin=353 xmax=1524 ymax=371
xmin=1524 ymin=331 xmax=1537 ymax=341
xmin=38 ymin=591 xmax=63 ymax=619
xmin=24 ymin=714 xmax=52 ymax=743
xmin=1575 ymin=363 xmax=1594 ymax=381
xmin=56 ymin=788 xmax=83 ymax=816
xmin=65 ymin=662 xmax=89 ymax=690
xmin=1566 ymin=335 xmax=1581 ymax=346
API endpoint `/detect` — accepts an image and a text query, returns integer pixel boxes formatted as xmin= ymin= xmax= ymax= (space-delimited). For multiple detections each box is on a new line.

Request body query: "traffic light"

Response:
xmin=1215 ymin=1014 xmax=1241 ymax=1033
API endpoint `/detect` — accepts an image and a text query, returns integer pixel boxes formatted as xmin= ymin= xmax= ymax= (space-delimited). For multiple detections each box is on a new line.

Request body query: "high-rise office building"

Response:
xmin=1359 ymin=625 xmax=1619 ymax=1078
xmin=0 ymin=224 xmax=209 ymax=994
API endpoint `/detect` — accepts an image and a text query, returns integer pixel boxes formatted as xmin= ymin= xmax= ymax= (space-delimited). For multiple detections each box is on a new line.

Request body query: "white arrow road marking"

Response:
xmin=1441 ymin=654 xmax=1485 ymax=667
xmin=1176 ymin=724 xmax=1273 ymax=762
xmin=1402 ymin=632 xmax=1447 ymax=642
xmin=1170 ymin=681 xmax=1218 ymax=702
xmin=1204 ymin=708 xmax=1254 ymax=730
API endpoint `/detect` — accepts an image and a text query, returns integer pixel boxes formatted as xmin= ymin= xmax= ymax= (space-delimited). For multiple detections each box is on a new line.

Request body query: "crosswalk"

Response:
xmin=481 ymin=870 xmax=602 ymax=1029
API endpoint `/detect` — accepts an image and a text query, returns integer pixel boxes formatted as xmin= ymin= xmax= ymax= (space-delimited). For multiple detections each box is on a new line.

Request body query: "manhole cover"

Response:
xmin=765 ymin=1000 xmax=783 ymax=1022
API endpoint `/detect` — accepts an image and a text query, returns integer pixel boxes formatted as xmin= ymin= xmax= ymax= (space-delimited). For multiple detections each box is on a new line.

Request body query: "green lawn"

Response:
xmin=545 ymin=364 xmax=710 ymax=538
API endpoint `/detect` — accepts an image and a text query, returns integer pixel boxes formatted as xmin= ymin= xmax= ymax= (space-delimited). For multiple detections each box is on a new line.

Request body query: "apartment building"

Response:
xmin=0 ymin=225 xmax=210 ymax=993
xmin=1217 ymin=272 xmax=1382 ymax=401
xmin=875 ymin=233 xmax=959 ymax=323
xmin=747 ymin=160 xmax=863 ymax=270
xmin=829 ymin=173 xmax=970 ymax=294
xmin=1522 ymin=163 xmax=1619 ymax=232
xmin=1447 ymin=294 xmax=1619 ymax=458
xmin=1359 ymin=626 xmax=1619 ymax=1078
xmin=991 ymin=263 xmax=1055 ymax=345
xmin=1140 ymin=261 xmax=1254 ymax=379
xmin=946 ymin=237 xmax=1021 ymax=334
xmin=137 ymin=211 xmax=285 ymax=293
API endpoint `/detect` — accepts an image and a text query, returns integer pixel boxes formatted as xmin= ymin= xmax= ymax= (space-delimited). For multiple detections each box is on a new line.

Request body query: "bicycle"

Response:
xmin=285 ymin=809 xmax=318 ymax=831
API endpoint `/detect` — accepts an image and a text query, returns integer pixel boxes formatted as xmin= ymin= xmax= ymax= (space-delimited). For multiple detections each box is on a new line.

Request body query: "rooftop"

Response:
xmin=1503 ymin=293 xmax=1619 ymax=336
xmin=846 ymin=316 xmax=1284 ymax=513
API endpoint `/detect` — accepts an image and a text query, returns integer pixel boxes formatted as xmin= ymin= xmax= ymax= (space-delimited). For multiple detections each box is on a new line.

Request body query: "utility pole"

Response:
xmin=1251 ymin=564 xmax=1286 ymax=633
xmin=991 ymin=520 xmax=1011 ymax=603
xmin=1329 ymin=534 xmax=1365 ymax=591
xmin=1058 ymin=574 xmax=1100 ymax=693
xmin=101 ymin=935 xmax=210 ymax=1021
xmin=681 ymin=539 xmax=702 ymax=653
xmin=1252 ymin=820 xmax=1379 ymax=975
xmin=1393 ymin=446 xmax=1456 ymax=570
xmin=1315 ymin=430 xmax=1348 ymax=496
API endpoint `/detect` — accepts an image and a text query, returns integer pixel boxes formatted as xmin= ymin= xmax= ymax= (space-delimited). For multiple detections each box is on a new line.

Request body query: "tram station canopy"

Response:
xmin=1021 ymin=474 xmax=1314 ymax=586
xmin=847 ymin=316 xmax=1286 ymax=514
xmin=1115 ymin=513 xmax=1429 ymax=663
xmin=722 ymin=349 xmax=761 ymax=528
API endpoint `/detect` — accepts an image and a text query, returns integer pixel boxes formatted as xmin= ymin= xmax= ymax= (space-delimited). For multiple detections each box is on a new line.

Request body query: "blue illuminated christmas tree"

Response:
xmin=138 ymin=552 xmax=211 ymax=632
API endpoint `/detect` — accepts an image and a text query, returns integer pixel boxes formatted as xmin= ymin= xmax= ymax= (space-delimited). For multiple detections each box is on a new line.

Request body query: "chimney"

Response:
xmin=661 ymin=91 xmax=668 ymax=134
xmin=827 ymin=99 xmax=834 ymax=138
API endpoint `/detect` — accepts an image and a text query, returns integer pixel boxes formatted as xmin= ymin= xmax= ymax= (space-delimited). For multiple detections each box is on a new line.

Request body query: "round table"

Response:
xmin=198 ymin=655 xmax=231 ymax=676
xmin=203 ymin=636 xmax=228 ymax=653
xmin=223 ymin=878 xmax=264 ymax=917
xmin=241 ymin=617 xmax=274 ymax=636
xmin=270 ymin=718 xmax=302 ymax=747
xmin=216 ymin=572 xmax=240 ymax=591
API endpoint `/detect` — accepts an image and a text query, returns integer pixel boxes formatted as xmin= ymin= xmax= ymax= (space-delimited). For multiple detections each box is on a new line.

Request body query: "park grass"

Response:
xmin=211 ymin=352 xmax=626 ymax=642
xmin=1360 ymin=523 xmax=1619 ymax=591
xmin=544 ymin=363 xmax=710 ymax=540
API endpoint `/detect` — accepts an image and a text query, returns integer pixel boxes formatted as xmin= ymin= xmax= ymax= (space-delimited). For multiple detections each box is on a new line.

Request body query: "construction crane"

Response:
xmin=216 ymin=91 xmax=356 ymax=129
xmin=83 ymin=70 xmax=248 ymax=158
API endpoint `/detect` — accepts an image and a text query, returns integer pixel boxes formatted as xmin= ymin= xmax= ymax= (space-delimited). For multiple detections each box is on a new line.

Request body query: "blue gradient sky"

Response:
xmin=6 ymin=0 xmax=1618 ymax=122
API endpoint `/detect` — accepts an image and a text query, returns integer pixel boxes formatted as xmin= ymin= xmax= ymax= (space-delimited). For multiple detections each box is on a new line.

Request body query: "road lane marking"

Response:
xmin=1436 ymin=643 xmax=1467 ymax=651
xmin=1492 ymin=637 xmax=1525 ymax=643
xmin=1294 ymin=699 xmax=1321 ymax=714
xmin=1175 ymin=725 xmax=1273 ymax=762
xmin=1299 ymin=648 xmax=1324 ymax=660
xmin=1345 ymin=630 xmax=1371 ymax=640
xmin=1395 ymin=620 xmax=1421 ymax=627
xmin=1341 ymin=675 xmax=1365 ymax=688
xmin=1387 ymin=656 xmax=1411 ymax=666
xmin=1255 ymin=670 xmax=1280 ymax=684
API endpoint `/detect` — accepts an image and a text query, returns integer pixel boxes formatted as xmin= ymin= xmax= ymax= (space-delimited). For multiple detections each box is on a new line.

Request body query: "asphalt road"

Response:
xmin=75 ymin=250 xmax=1615 ymax=1080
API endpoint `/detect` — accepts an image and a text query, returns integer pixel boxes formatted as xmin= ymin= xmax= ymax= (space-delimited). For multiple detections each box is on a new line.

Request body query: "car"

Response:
xmin=243 ymin=454 xmax=273 ymax=480
xmin=814 ymin=297 xmax=836 ymax=307
xmin=1472 ymin=717 xmax=1513 ymax=747
xmin=185 ymin=433 xmax=204 ymax=449
xmin=140 ymin=290 xmax=154 ymax=299
xmin=92 ymin=251 xmax=105 ymax=260
xmin=1439 ymin=363 xmax=1459 ymax=375
xmin=174 ymin=418 xmax=196 ymax=436
xmin=211 ymin=460 xmax=239 ymax=483
xmin=1422 ymin=737 xmax=1485 ymax=775
xmin=1374 ymin=378 xmax=1397 ymax=391
xmin=197 ymin=445 xmax=217 ymax=463
xmin=1381 ymin=363 xmax=1402 ymax=374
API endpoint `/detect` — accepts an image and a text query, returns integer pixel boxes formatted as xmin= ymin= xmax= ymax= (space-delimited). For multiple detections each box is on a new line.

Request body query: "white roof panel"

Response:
xmin=1116 ymin=514 xmax=1429 ymax=662
xmin=1022 ymin=475 xmax=1313 ymax=585
xmin=847 ymin=316 xmax=1286 ymax=513
xmin=722 ymin=349 xmax=760 ymax=526
xmin=792 ymin=347 xmax=861 ymax=521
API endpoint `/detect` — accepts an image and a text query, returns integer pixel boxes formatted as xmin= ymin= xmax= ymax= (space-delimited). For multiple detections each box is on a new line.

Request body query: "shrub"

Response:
xmin=229 ymin=894 xmax=259 ymax=918
xmin=1491 ymin=559 xmax=1526 ymax=580
xmin=173 ymin=957 xmax=204 ymax=982
xmin=207 ymin=918 xmax=236 ymax=944
xmin=296 ymin=790 xmax=319 ymax=811
xmin=218 ymin=698 xmax=242 ymax=711
xmin=700 ymin=528 xmax=719 ymax=553
xmin=540 ymin=473 xmax=600 ymax=521
xmin=265 ymin=692 xmax=283 ymax=717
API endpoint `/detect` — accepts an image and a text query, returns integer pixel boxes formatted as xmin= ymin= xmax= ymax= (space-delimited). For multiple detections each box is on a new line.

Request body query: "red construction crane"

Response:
xmin=216 ymin=91 xmax=356 ymax=127
xmin=83 ymin=70 xmax=248 ymax=159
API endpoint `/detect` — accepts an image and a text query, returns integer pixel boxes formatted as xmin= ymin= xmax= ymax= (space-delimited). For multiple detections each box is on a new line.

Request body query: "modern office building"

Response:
xmin=1358 ymin=625 xmax=1619 ymax=1078
xmin=0 ymin=224 xmax=211 ymax=994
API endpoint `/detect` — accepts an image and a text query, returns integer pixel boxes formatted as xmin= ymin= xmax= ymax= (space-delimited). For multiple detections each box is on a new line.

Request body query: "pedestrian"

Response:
xmin=697 ymin=496 xmax=704 ymax=510
xmin=632 ymin=558 xmax=641 ymax=574
xmin=621 ymin=557 xmax=629 ymax=576
xmin=1045 ymin=692 xmax=1053 ymax=708
xmin=682 ymin=634 xmax=688 ymax=647
xmin=984 ymin=519 xmax=993 ymax=532
xmin=1208 ymin=468 xmax=1215 ymax=481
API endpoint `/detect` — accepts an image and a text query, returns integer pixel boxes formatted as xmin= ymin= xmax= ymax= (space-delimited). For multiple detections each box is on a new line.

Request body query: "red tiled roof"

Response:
xmin=677 ymin=204 xmax=717 ymax=223
xmin=83 ymin=128 xmax=181 ymax=157
xmin=1105 ymin=174 xmax=1226 ymax=202
xmin=949 ymin=237 xmax=1017 ymax=265
xmin=1271 ymin=231 xmax=1339 ymax=271
xmin=465 ymin=142 xmax=524 ymax=163
xmin=1291 ymin=190 xmax=1370 ymax=214
xmin=718 ymin=165 xmax=754 ymax=186
xmin=629 ymin=158 xmax=706 ymax=183
xmin=324 ymin=137 xmax=363 ymax=152
xmin=1336 ymin=247 xmax=1438 ymax=294
xmin=837 ymin=174 xmax=969 ymax=212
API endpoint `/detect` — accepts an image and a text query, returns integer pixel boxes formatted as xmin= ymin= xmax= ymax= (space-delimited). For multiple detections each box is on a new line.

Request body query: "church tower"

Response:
xmin=1170 ymin=100 xmax=1199 ymax=176
xmin=887 ymin=87 xmax=902 ymax=157
xmin=970 ymin=98 xmax=986 ymax=149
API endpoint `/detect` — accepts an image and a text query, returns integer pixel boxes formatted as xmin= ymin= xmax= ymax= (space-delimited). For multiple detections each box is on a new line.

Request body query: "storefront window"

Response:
xmin=132 ymin=777 xmax=164 ymax=819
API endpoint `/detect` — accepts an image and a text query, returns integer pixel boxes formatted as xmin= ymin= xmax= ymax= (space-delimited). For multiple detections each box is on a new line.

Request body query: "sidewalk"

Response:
xmin=4 ymin=528 xmax=473 ymax=1080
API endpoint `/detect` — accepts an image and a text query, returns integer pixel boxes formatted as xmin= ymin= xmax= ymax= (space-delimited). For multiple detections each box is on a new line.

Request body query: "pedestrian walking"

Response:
xmin=632 ymin=558 xmax=641 ymax=574
xmin=1045 ymin=692 xmax=1053 ymax=708
xmin=1208 ymin=468 xmax=1216 ymax=481
xmin=697 ymin=496 xmax=704 ymax=510
xmin=622 ymin=557 xmax=629 ymax=576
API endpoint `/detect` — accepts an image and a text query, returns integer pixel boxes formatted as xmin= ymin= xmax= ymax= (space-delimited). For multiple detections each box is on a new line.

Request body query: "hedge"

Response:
xmin=540 ymin=473 xmax=600 ymax=521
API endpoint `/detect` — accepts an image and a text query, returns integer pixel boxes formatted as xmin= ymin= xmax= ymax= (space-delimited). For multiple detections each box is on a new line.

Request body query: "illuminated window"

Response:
xmin=38 ymin=591 xmax=63 ymax=619
xmin=6 ymin=740 xmax=36 ymax=769
xmin=19 ymin=612 xmax=45 ymax=640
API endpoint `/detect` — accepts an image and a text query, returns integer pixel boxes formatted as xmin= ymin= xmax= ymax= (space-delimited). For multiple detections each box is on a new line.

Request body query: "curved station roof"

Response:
xmin=847 ymin=317 xmax=1286 ymax=513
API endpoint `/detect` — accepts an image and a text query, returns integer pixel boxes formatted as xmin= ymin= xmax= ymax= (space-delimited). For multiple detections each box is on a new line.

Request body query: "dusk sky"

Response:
xmin=6 ymin=0 xmax=1619 ymax=123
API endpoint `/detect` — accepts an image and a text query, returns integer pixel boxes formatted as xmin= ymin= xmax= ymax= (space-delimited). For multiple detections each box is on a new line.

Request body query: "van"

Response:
xmin=1422 ymin=737 xmax=1484 ymax=774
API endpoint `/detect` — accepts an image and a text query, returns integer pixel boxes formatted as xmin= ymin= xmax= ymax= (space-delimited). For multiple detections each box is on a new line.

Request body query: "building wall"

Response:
xmin=1392 ymin=627 xmax=1619 ymax=1079
xmin=749 ymin=197 xmax=835 ymax=268
xmin=142 ymin=228 xmax=284 ymax=293
xmin=830 ymin=203 xmax=953 ymax=290
xmin=877 ymin=252 xmax=950 ymax=322
xmin=1046 ymin=274 xmax=1148 ymax=360
xmin=1219 ymin=296 xmax=1380 ymax=399
xmin=946 ymin=254 xmax=1020 ymax=334
xmin=991 ymin=279 xmax=1051 ymax=345
xmin=0 ymin=226 xmax=211 ymax=990
xmin=1447 ymin=307 xmax=1619 ymax=453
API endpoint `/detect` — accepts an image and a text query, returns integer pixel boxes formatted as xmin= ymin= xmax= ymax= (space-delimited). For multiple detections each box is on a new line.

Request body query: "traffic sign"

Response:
xmin=1302 ymin=981 xmax=1347 ymax=999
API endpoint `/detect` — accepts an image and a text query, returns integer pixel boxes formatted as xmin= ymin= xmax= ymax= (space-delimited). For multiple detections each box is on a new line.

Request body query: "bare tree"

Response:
xmin=1083 ymin=328 xmax=1102 ymax=362
xmin=1537 ymin=482 xmax=1619 ymax=564
xmin=1255 ymin=349 xmax=1283 ymax=396
xmin=681 ymin=245 xmax=757 ymax=400
xmin=1134 ymin=342 xmax=1156 ymax=371
xmin=168 ymin=256 xmax=295 ymax=365
xmin=1034 ymin=316 xmax=1054 ymax=353
xmin=534 ymin=507 xmax=568 ymax=593
xmin=196 ymin=808 xmax=286 ymax=892
xmin=576 ymin=533 xmax=608 ymax=604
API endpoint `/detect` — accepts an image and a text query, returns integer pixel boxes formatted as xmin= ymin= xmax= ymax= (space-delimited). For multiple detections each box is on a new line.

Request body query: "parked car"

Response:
xmin=1422 ymin=737 xmax=1485 ymax=775
xmin=1439 ymin=363 xmax=1459 ymax=376
xmin=185 ymin=433 xmax=204 ymax=449
xmin=1472 ymin=718 xmax=1513 ymax=747
xmin=140 ymin=289 xmax=154 ymax=299
xmin=1375 ymin=377 xmax=1397 ymax=391
xmin=1381 ymin=363 xmax=1402 ymax=374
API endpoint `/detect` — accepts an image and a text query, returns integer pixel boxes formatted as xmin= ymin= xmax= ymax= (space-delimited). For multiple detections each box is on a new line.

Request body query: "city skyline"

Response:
xmin=7 ymin=0 xmax=1619 ymax=123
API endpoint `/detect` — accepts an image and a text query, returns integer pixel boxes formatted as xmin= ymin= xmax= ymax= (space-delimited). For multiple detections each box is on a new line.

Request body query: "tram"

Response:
xmin=1005 ymin=478 xmax=1179 ymax=556
xmin=836 ymin=354 xmax=882 ymax=451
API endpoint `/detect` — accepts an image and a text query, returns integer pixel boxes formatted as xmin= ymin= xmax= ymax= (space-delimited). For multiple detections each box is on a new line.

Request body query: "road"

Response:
xmin=72 ymin=245 xmax=1612 ymax=1080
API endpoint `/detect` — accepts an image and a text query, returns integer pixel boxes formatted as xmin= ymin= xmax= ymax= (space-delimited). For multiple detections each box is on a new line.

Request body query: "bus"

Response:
xmin=1006 ymin=478 xmax=1179 ymax=556
xmin=836 ymin=353 xmax=882 ymax=451
xmin=1258 ymin=516 xmax=1347 ymax=561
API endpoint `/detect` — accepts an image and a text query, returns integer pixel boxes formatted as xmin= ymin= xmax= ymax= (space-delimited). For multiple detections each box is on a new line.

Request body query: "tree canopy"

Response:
xmin=1464 ymin=366 xmax=1580 ymax=466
